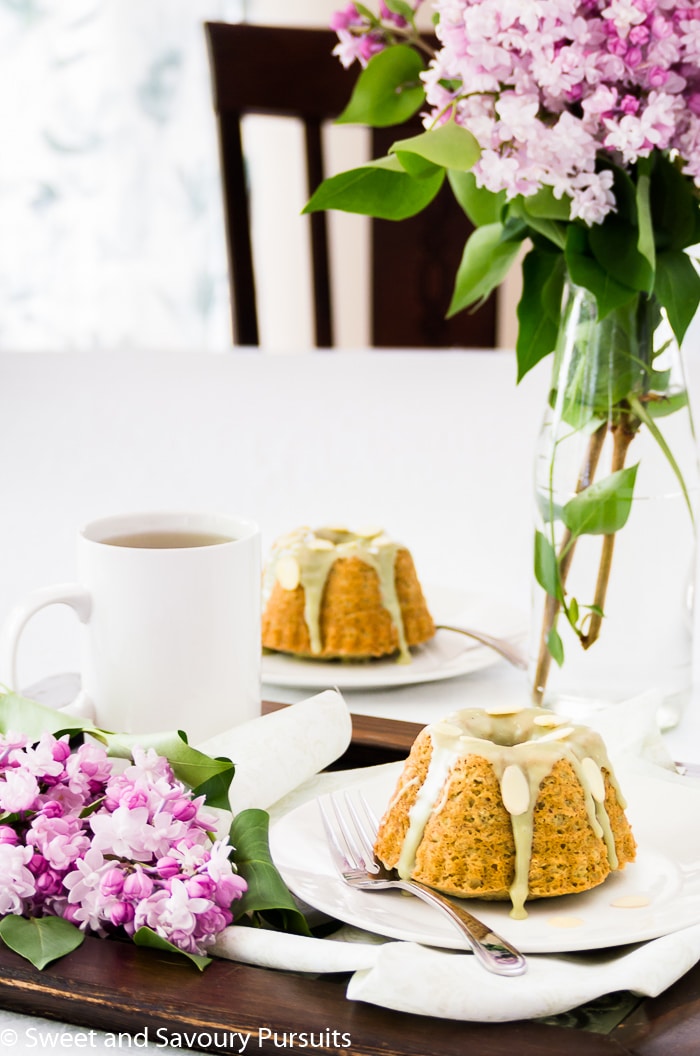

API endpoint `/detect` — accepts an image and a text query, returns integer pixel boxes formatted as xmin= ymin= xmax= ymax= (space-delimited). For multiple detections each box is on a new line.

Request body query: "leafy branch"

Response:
xmin=305 ymin=45 xmax=700 ymax=376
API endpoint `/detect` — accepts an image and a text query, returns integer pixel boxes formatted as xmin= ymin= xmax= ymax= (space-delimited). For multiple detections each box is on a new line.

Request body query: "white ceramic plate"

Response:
xmin=261 ymin=586 xmax=528 ymax=690
xmin=269 ymin=765 xmax=700 ymax=954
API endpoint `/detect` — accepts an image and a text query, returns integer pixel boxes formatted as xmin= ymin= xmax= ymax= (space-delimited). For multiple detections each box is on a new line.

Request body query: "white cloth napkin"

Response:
xmin=346 ymin=924 xmax=700 ymax=1020
xmin=196 ymin=688 xmax=352 ymax=813
xmin=213 ymin=921 xmax=700 ymax=1021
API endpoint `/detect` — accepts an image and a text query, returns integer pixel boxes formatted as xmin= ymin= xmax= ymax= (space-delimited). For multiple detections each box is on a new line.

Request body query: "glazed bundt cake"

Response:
xmin=261 ymin=526 xmax=435 ymax=661
xmin=374 ymin=705 xmax=636 ymax=918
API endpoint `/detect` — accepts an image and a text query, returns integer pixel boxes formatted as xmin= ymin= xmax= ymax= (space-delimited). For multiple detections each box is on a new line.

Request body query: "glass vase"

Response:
xmin=530 ymin=280 xmax=700 ymax=730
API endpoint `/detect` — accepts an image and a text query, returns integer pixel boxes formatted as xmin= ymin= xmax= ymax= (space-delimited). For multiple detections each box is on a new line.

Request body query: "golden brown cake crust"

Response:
xmin=374 ymin=709 xmax=637 ymax=914
xmin=262 ymin=544 xmax=435 ymax=659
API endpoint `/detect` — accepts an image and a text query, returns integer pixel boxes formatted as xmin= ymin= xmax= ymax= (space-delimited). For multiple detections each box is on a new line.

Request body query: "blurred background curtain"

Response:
xmin=0 ymin=0 xmax=250 ymax=352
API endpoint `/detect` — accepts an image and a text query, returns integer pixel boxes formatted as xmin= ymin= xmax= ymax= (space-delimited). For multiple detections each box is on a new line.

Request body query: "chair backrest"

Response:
xmin=204 ymin=22 xmax=497 ymax=349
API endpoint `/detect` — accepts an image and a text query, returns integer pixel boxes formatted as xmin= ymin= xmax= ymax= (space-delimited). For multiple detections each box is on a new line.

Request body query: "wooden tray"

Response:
xmin=0 ymin=704 xmax=698 ymax=1055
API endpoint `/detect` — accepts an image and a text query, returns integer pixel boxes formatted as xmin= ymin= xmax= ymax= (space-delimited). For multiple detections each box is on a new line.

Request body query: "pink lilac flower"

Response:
xmin=0 ymin=843 xmax=36 ymax=915
xmin=64 ymin=741 xmax=113 ymax=797
xmin=0 ymin=767 xmax=40 ymax=812
xmin=419 ymin=0 xmax=700 ymax=220
xmin=0 ymin=732 xmax=29 ymax=765
xmin=331 ymin=0 xmax=423 ymax=67
xmin=133 ymin=879 xmax=215 ymax=955
xmin=9 ymin=732 xmax=70 ymax=783
xmin=0 ymin=730 xmax=246 ymax=956
xmin=28 ymin=813 xmax=90 ymax=870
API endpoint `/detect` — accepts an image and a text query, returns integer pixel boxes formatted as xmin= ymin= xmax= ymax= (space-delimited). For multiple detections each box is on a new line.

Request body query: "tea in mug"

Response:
xmin=102 ymin=530 xmax=233 ymax=549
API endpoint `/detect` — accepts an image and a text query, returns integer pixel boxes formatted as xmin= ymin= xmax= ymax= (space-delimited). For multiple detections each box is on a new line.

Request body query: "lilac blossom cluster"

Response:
xmin=332 ymin=0 xmax=700 ymax=224
xmin=0 ymin=731 xmax=246 ymax=955
xmin=331 ymin=1 xmax=424 ymax=67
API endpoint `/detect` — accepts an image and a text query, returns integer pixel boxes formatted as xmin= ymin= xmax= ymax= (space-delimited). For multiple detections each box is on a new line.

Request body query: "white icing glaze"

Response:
xmin=393 ymin=707 xmax=626 ymax=920
xmin=397 ymin=740 xmax=458 ymax=879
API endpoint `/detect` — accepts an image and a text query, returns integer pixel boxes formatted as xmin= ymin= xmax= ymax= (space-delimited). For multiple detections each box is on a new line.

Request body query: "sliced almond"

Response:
xmin=431 ymin=721 xmax=463 ymax=738
xmin=536 ymin=725 xmax=575 ymax=743
xmin=533 ymin=712 xmax=569 ymax=728
xmin=581 ymin=756 xmax=606 ymax=803
xmin=610 ymin=894 xmax=650 ymax=909
xmin=484 ymin=703 xmax=526 ymax=716
xmin=371 ymin=533 xmax=394 ymax=549
xmin=547 ymin=915 xmax=585 ymax=929
xmin=501 ymin=765 xmax=530 ymax=816
xmin=355 ymin=525 xmax=384 ymax=540
xmin=275 ymin=555 xmax=301 ymax=591
xmin=308 ymin=538 xmax=334 ymax=551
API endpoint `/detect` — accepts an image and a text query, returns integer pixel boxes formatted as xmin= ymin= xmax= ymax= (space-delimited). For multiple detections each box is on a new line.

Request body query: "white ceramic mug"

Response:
xmin=0 ymin=511 xmax=261 ymax=742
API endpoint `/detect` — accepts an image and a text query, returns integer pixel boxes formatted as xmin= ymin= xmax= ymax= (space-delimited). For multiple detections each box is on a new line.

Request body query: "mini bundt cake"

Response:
xmin=261 ymin=526 xmax=435 ymax=661
xmin=374 ymin=706 xmax=636 ymax=918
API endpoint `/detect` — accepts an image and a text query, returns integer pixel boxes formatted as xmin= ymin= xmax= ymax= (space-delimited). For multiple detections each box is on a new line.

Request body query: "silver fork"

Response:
xmin=319 ymin=791 xmax=527 ymax=976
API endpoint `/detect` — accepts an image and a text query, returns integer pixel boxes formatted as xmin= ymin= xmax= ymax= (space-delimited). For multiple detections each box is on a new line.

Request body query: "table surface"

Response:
xmin=1 ymin=348 xmax=700 ymax=1052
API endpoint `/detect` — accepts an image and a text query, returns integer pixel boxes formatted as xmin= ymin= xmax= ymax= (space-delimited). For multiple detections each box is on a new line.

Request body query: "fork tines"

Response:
xmin=319 ymin=791 xmax=381 ymax=875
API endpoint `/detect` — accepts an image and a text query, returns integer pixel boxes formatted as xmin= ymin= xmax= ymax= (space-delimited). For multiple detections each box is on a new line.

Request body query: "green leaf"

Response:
xmin=522 ymin=214 xmax=568 ymax=250
xmin=628 ymin=393 xmax=695 ymax=525
xmin=133 ymin=927 xmax=211 ymax=971
xmin=337 ymin=45 xmax=426 ymax=127
xmin=103 ymin=730 xmax=235 ymax=810
xmin=635 ymin=159 xmax=656 ymax=281
xmin=602 ymin=159 xmax=638 ymax=226
xmin=642 ymin=391 xmax=689 ymax=419
xmin=0 ymin=692 xmax=235 ymax=811
xmin=654 ymin=250 xmax=700 ymax=347
xmin=519 ymin=186 xmax=572 ymax=221
xmin=648 ymin=152 xmax=700 ymax=251
xmin=546 ymin=628 xmax=565 ymax=666
xmin=0 ymin=915 xmax=84 ymax=970
xmin=0 ymin=690 xmax=88 ymax=740
xmin=448 ymin=221 xmax=524 ymax=316
xmin=516 ymin=248 xmax=565 ymax=380
xmin=383 ymin=0 xmax=416 ymax=20
xmin=534 ymin=530 xmax=559 ymax=599
xmin=391 ymin=121 xmax=480 ymax=176
xmin=511 ymin=189 xmax=571 ymax=249
xmin=353 ymin=3 xmax=379 ymax=18
xmin=588 ymin=215 xmax=654 ymax=295
xmin=562 ymin=463 xmax=639 ymax=537
xmin=447 ymin=170 xmax=505 ymax=226
xmin=565 ymin=225 xmax=638 ymax=318
xmin=304 ymin=155 xmax=444 ymax=219
xmin=230 ymin=809 xmax=310 ymax=935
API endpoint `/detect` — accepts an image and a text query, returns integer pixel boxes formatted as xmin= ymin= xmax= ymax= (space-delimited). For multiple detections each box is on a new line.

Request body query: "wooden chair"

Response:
xmin=204 ymin=22 xmax=497 ymax=348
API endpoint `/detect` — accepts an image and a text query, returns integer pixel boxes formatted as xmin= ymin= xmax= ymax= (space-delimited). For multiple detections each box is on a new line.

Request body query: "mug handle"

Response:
xmin=0 ymin=583 xmax=92 ymax=695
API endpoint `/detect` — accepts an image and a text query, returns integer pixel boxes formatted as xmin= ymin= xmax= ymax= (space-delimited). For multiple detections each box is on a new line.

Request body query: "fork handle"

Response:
xmin=396 ymin=879 xmax=527 ymax=976
xmin=435 ymin=624 xmax=528 ymax=671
